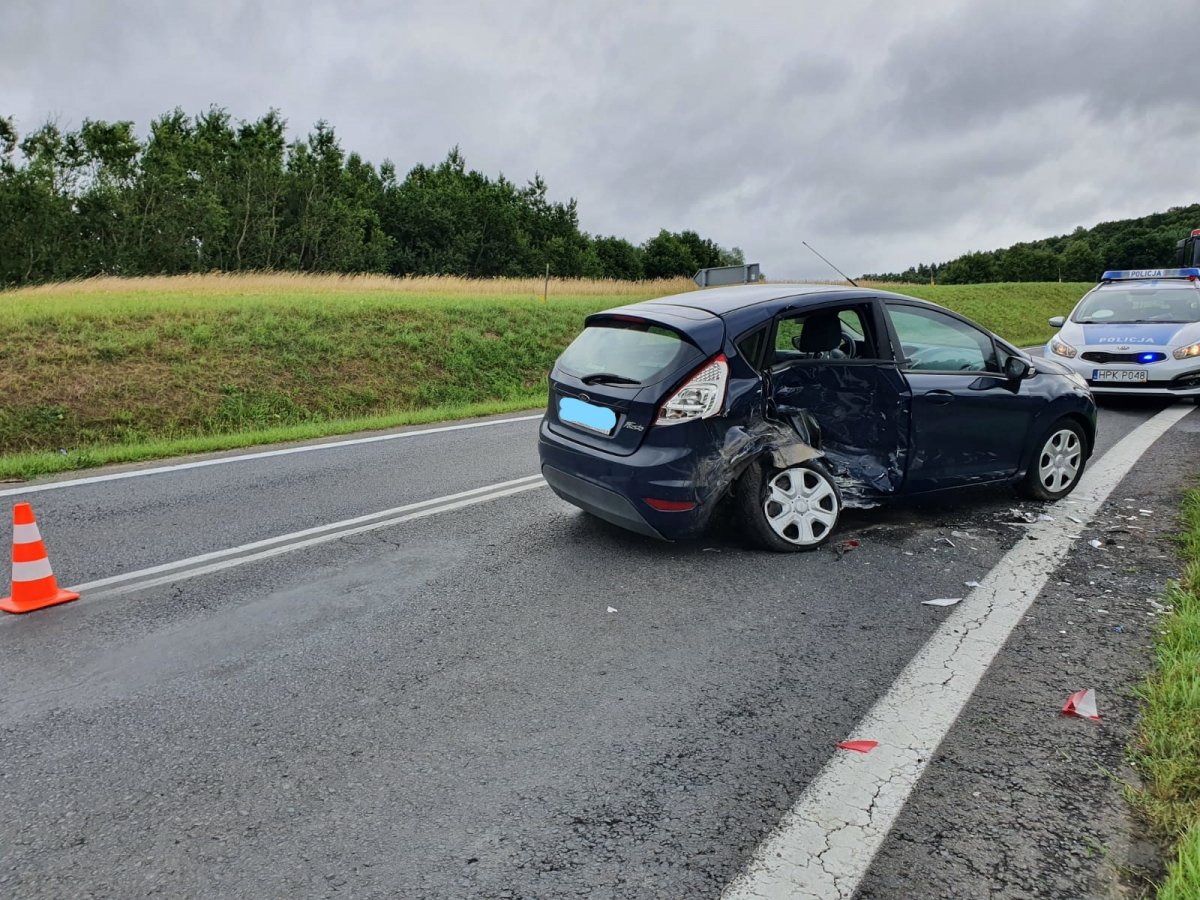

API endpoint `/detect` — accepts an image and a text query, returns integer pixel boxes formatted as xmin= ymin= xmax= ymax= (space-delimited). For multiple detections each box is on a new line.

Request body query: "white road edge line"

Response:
xmin=31 ymin=475 xmax=547 ymax=606
xmin=0 ymin=414 xmax=544 ymax=498
xmin=722 ymin=404 xmax=1195 ymax=900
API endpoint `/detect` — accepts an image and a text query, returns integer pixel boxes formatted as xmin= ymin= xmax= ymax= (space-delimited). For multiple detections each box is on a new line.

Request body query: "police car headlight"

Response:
xmin=1050 ymin=337 xmax=1077 ymax=359
xmin=1174 ymin=341 xmax=1200 ymax=360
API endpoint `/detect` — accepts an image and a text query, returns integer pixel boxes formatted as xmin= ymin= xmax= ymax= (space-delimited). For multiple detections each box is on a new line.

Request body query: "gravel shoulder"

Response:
xmin=857 ymin=412 xmax=1200 ymax=899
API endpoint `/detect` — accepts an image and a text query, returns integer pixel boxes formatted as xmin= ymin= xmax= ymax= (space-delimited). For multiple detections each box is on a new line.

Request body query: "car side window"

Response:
xmin=735 ymin=326 xmax=769 ymax=370
xmin=886 ymin=305 xmax=998 ymax=373
xmin=772 ymin=306 xmax=878 ymax=365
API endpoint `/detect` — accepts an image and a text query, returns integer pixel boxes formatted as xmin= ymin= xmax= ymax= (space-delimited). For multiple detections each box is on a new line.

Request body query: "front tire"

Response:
xmin=1018 ymin=419 xmax=1087 ymax=501
xmin=735 ymin=458 xmax=842 ymax=552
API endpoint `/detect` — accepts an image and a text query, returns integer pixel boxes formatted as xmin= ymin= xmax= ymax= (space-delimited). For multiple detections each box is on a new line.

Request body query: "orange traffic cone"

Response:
xmin=0 ymin=503 xmax=79 ymax=614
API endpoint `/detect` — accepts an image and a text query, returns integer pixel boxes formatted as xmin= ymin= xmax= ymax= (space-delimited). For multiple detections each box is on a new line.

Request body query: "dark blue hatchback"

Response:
xmin=538 ymin=284 xmax=1098 ymax=551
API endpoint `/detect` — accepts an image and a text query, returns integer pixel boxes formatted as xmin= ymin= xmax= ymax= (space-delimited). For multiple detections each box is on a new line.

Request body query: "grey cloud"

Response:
xmin=880 ymin=0 xmax=1199 ymax=132
xmin=3 ymin=0 xmax=1199 ymax=278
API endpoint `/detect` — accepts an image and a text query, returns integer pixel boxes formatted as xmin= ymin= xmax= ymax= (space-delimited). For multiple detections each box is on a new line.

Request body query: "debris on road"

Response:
xmin=834 ymin=538 xmax=861 ymax=558
xmin=1088 ymin=539 xmax=1103 ymax=549
xmin=922 ymin=597 xmax=963 ymax=607
xmin=1062 ymin=688 xmax=1101 ymax=720
xmin=964 ymin=581 xmax=981 ymax=589
xmin=939 ymin=537 xmax=956 ymax=548
xmin=1067 ymin=515 xmax=1083 ymax=524
xmin=607 ymin=606 xmax=618 ymax=614
xmin=836 ymin=740 xmax=878 ymax=753
xmin=1006 ymin=508 xmax=1040 ymax=524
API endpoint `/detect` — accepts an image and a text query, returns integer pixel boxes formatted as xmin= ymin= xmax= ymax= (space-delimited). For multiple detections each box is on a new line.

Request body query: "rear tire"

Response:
xmin=1018 ymin=418 xmax=1087 ymax=501
xmin=735 ymin=458 xmax=841 ymax=552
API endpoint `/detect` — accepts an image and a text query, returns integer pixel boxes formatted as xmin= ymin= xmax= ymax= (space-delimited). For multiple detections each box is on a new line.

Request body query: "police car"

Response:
xmin=1045 ymin=268 xmax=1200 ymax=401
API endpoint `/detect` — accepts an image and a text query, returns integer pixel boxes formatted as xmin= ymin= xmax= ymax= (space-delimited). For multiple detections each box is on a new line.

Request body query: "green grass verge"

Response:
xmin=0 ymin=274 xmax=1091 ymax=476
xmin=0 ymin=395 xmax=546 ymax=481
xmin=875 ymin=281 xmax=1092 ymax=347
xmin=1130 ymin=487 xmax=1200 ymax=897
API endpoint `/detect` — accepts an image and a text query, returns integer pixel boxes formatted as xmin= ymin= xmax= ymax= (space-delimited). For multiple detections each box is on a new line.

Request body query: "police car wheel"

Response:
xmin=1018 ymin=419 xmax=1087 ymax=501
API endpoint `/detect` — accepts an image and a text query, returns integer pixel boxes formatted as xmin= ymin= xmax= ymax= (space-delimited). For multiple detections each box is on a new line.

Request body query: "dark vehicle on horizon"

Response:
xmin=538 ymin=284 xmax=1098 ymax=551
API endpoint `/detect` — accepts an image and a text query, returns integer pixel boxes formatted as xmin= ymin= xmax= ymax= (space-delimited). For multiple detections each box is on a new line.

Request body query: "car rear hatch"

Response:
xmin=546 ymin=303 xmax=725 ymax=456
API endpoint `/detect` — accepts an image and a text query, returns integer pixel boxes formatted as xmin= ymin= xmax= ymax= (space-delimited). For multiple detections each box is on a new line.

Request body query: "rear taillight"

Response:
xmin=655 ymin=354 xmax=728 ymax=426
xmin=643 ymin=498 xmax=697 ymax=512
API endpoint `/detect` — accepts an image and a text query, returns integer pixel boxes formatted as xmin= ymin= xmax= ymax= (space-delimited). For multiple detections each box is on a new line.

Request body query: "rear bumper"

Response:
xmin=541 ymin=465 xmax=667 ymax=539
xmin=537 ymin=418 xmax=720 ymax=541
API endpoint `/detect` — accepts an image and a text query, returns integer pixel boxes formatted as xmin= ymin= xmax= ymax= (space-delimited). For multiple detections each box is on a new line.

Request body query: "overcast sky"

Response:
xmin=4 ymin=0 xmax=1197 ymax=278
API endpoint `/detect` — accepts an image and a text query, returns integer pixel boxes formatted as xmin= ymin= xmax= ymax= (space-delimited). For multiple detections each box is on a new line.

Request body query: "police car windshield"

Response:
xmin=1072 ymin=288 xmax=1200 ymax=324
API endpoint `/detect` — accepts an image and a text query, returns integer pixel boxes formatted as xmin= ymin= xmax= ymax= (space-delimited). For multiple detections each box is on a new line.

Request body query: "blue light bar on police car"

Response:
xmin=1101 ymin=267 xmax=1200 ymax=281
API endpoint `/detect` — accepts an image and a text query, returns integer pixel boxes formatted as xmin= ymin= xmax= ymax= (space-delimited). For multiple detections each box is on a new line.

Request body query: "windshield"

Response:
xmin=1072 ymin=287 xmax=1200 ymax=324
xmin=557 ymin=322 xmax=703 ymax=385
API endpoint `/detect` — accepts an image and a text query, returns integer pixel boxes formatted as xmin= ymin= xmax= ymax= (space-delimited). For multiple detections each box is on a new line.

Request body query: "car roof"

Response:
xmin=643 ymin=283 xmax=866 ymax=316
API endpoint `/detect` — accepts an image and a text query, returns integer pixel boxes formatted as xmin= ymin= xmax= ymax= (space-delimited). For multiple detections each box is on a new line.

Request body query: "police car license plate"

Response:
xmin=1092 ymin=369 xmax=1148 ymax=383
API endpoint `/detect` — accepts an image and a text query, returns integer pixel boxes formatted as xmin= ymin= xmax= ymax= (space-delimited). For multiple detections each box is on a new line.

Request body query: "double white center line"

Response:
xmin=66 ymin=475 xmax=547 ymax=602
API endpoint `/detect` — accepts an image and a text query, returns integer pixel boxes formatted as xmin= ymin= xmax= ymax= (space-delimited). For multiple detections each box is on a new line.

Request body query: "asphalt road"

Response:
xmin=0 ymin=400 xmax=1193 ymax=898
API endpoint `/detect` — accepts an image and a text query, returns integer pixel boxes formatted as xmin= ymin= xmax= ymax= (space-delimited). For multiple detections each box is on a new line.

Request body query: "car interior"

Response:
xmin=772 ymin=308 xmax=875 ymax=365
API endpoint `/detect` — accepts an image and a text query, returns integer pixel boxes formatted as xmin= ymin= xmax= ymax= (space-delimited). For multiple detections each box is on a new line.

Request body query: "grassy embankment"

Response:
xmin=1130 ymin=488 xmax=1200 ymax=898
xmin=0 ymin=274 xmax=1090 ymax=480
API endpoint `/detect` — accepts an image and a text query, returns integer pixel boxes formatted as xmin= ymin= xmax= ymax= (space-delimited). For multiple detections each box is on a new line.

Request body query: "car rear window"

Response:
xmin=557 ymin=322 xmax=704 ymax=385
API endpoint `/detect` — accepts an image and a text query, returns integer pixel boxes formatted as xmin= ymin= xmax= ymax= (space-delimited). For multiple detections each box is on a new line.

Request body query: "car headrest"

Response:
xmin=798 ymin=312 xmax=842 ymax=353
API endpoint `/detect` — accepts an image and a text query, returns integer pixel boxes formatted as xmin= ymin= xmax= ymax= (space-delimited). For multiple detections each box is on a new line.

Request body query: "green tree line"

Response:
xmin=0 ymin=108 xmax=743 ymax=287
xmin=862 ymin=204 xmax=1200 ymax=285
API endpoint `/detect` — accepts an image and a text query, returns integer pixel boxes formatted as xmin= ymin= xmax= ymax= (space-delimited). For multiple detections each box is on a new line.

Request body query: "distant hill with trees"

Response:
xmin=0 ymin=108 xmax=742 ymax=288
xmin=861 ymin=204 xmax=1200 ymax=285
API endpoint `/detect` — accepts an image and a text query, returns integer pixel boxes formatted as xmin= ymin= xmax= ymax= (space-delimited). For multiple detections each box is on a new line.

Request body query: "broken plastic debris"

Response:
xmin=1037 ymin=514 xmax=1054 ymax=522
xmin=950 ymin=530 xmax=974 ymax=540
xmin=964 ymin=580 xmax=981 ymax=588
xmin=1067 ymin=515 xmax=1083 ymax=524
xmin=1062 ymin=688 xmax=1100 ymax=720
xmin=939 ymin=537 xmax=956 ymax=548
xmin=1088 ymin=539 xmax=1103 ymax=549
xmin=834 ymin=538 xmax=861 ymax=558
xmin=836 ymin=740 xmax=878 ymax=753
xmin=1006 ymin=508 xmax=1040 ymax=524
xmin=606 ymin=606 xmax=617 ymax=613
xmin=922 ymin=597 xmax=962 ymax=607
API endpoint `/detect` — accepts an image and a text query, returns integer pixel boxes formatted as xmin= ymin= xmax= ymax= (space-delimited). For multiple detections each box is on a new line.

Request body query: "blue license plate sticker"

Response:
xmin=559 ymin=397 xmax=618 ymax=435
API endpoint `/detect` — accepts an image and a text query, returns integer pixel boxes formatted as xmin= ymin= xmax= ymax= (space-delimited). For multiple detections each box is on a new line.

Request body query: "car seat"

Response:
xmin=796 ymin=312 xmax=847 ymax=359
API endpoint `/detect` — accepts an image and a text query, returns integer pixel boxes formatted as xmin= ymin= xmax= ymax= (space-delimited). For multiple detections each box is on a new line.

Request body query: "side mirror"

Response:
xmin=1004 ymin=356 xmax=1031 ymax=380
xmin=1048 ymin=315 xmax=1065 ymax=327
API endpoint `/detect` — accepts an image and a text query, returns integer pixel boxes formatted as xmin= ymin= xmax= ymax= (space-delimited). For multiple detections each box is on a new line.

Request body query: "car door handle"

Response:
xmin=923 ymin=390 xmax=955 ymax=405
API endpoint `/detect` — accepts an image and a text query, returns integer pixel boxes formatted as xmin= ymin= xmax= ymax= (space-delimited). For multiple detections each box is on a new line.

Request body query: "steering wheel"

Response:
xmin=838 ymin=330 xmax=857 ymax=359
